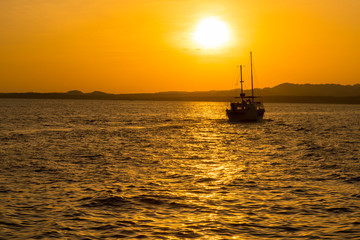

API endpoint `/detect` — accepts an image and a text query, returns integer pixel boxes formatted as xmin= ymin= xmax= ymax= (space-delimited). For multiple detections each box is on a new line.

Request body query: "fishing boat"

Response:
xmin=226 ymin=52 xmax=265 ymax=122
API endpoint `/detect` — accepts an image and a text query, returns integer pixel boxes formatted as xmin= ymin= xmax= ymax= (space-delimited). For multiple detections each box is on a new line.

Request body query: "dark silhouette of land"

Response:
xmin=1 ymin=83 xmax=359 ymax=104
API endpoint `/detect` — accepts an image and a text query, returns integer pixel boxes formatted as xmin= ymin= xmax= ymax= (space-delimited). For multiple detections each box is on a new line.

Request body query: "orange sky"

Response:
xmin=1 ymin=0 xmax=359 ymax=93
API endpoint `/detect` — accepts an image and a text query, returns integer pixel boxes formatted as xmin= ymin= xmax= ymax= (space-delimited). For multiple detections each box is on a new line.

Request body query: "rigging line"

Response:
xmin=251 ymin=58 xmax=262 ymax=97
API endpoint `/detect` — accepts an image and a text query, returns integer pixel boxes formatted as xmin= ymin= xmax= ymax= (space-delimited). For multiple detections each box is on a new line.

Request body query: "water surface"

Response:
xmin=1 ymin=99 xmax=359 ymax=239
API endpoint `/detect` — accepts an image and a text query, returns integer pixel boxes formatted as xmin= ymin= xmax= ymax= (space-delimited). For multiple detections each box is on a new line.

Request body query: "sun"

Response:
xmin=193 ymin=17 xmax=230 ymax=49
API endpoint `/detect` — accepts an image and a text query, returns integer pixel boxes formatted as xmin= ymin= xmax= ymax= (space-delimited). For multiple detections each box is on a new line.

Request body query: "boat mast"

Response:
xmin=250 ymin=51 xmax=254 ymax=101
xmin=239 ymin=65 xmax=244 ymax=100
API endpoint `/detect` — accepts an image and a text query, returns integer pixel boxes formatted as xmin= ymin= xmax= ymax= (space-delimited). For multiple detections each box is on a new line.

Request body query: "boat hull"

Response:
xmin=226 ymin=108 xmax=264 ymax=122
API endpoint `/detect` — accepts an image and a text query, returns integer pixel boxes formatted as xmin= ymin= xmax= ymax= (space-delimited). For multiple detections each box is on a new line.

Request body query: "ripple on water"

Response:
xmin=1 ymin=100 xmax=360 ymax=239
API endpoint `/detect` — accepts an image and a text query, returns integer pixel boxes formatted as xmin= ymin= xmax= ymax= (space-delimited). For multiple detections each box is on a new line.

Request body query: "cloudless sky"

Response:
xmin=1 ymin=0 xmax=359 ymax=93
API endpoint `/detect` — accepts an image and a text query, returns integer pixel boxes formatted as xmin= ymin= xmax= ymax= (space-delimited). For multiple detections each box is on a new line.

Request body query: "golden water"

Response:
xmin=1 ymin=99 xmax=359 ymax=239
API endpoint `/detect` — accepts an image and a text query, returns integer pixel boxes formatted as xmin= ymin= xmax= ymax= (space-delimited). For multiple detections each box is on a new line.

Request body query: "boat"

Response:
xmin=226 ymin=52 xmax=265 ymax=122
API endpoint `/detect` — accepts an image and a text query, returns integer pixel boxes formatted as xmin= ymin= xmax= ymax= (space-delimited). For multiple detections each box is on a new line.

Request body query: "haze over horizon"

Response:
xmin=1 ymin=0 xmax=360 ymax=94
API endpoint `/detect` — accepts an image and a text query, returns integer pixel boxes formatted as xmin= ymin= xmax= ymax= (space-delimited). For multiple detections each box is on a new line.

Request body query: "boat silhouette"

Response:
xmin=226 ymin=52 xmax=265 ymax=122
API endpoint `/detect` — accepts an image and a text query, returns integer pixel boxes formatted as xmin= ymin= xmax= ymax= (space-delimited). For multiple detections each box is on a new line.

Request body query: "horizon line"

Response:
xmin=1 ymin=82 xmax=359 ymax=95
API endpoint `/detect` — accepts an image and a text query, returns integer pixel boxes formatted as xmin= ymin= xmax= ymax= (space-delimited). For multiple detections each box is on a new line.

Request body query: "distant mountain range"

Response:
xmin=1 ymin=83 xmax=360 ymax=104
xmin=261 ymin=83 xmax=360 ymax=97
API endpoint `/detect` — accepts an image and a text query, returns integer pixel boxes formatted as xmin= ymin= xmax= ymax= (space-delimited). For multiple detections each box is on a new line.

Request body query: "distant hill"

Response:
xmin=260 ymin=83 xmax=360 ymax=97
xmin=1 ymin=83 xmax=359 ymax=104
xmin=66 ymin=90 xmax=84 ymax=95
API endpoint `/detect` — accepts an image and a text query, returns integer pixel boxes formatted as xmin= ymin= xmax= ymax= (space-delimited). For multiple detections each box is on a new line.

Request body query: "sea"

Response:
xmin=0 ymin=99 xmax=359 ymax=239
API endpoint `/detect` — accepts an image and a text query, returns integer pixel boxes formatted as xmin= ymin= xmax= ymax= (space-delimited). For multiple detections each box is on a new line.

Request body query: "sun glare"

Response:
xmin=193 ymin=17 xmax=230 ymax=49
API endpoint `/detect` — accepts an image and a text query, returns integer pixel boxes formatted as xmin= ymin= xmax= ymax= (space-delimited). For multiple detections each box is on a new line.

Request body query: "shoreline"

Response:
xmin=1 ymin=93 xmax=360 ymax=104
